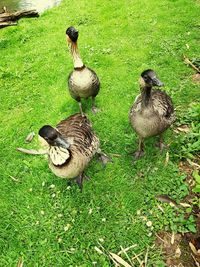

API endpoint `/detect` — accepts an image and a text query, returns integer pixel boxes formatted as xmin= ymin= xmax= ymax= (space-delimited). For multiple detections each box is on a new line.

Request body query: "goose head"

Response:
xmin=39 ymin=125 xmax=71 ymax=166
xmin=66 ymin=26 xmax=79 ymax=43
xmin=140 ymin=69 xmax=164 ymax=88
xmin=39 ymin=125 xmax=70 ymax=149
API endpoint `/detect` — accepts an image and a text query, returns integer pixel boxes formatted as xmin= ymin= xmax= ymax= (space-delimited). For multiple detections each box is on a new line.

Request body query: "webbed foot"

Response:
xmin=91 ymin=106 xmax=100 ymax=114
xmin=134 ymin=150 xmax=145 ymax=160
xmin=155 ymin=141 xmax=168 ymax=151
xmin=97 ymin=150 xmax=112 ymax=167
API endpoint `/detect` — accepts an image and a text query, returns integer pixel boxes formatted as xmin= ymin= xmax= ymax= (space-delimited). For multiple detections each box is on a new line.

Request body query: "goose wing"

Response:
xmin=87 ymin=67 xmax=100 ymax=96
xmin=56 ymin=113 xmax=95 ymax=150
xmin=151 ymin=90 xmax=175 ymax=120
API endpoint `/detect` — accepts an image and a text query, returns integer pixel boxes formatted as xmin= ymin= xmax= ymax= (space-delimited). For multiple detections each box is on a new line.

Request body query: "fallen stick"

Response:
xmin=9 ymin=175 xmax=19 ymax=182
xmin=17 ymin=147 xmax=47 ymax=155
xmin=0 ymin=9 xmax=39 ymax=22
xmin=144 ymin=247 xmax=149 ymax=267
xmin=0 ymin=8 xmax=39 ymax=28
xmin=119 ymin=246 xmax=134 ymax=266
xmin=0 ymin=21 xmax=17 ymax=28
xmin=118 ymin=244 xmax=137 ymax=255
xmin=183 ymin=55 xmax=200 ymax=74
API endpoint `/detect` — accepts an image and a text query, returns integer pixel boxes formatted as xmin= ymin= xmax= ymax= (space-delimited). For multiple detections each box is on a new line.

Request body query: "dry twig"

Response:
xmin=17 ymin=258 xmax=23 ymax=267
xmin=9 ymin=175 xmax=19 ymax=182
xmin=144 ymin=247 xmax=149 ymax=267
xmin=109 ymin=252 xmax=132 ymax=267
xmin=17 ymin=148 xmax=47 ymax=155
xmin=132 ymin=251 xmax=144 ymax=266
xmin=183 ymin=55 xmax=200 ymax=73
xmin=118 ymin=244 xmax=137 ymax=255
xmin=191 ymin=253 xmax=200 ymax=267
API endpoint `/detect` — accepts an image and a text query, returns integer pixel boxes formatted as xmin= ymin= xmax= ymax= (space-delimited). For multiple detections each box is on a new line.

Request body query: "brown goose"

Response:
xmin=129 ymin=69 xmax=175 ymax=159
xmin=37 ymin=113 xmax=109 ymax=189
xmin=66 ymin=26 xmax=100 ymax=115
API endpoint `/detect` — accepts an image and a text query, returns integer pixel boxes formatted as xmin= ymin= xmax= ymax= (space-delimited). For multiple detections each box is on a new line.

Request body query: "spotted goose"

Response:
xmin=66 ymin=26 xmax=100 ymax=115
xmin=129 ymin=69 xmax=175 ymax=159
xmin=38 ymin=113 xmax=109 ymax=189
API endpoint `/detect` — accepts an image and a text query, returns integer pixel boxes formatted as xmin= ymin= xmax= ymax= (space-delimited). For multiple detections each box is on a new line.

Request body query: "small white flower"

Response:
xmin=49 ymin=184 xmax=55 ymax=189
xmin=42 ymin=182 xmax=45 ymax=187
xmin=57 ymin=214 xmax=63 ymax=218
xmin=64 ymin=224 xmax=70 ymax=231
xmin=89 ymin=208 xmax=93 ymax=214
xmin=136 ymin=210 xmax=141 ymax=215
xmin=141 ymin=216 xmax=147 ymax=221
xmin=94 ymin=246 xmax=103 ymax=254
xmin=67 ymin=186 xmax=71 ymax=190
xmin=102 ymin=218 xmax=106 ymax=222
xmin=146 ymin=221 xmax=152 ymax=227
xmin=186 ymin=44 xmax=190 ymax=49
xmin=147 ymin=232 xmax=152 ymax=237
xmin=58 ymin=237 xmax=62 ymax=243
xmin=99 ymin=238 xmax=104 ymax=243
xmin=40 ymin=210 xmax=45 ymax=215
xmin=29 ymin=188 xmax=33 ymax=192
xmin=52 ymin=193 xmax=56 ymax=198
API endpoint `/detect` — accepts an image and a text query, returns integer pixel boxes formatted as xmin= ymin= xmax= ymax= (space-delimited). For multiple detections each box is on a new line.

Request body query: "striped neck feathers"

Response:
xmin=70 ymin=42 xmax=84 ymax=69
xmin=49 ymin=146 xmax=71 ymax=166
xmin=139 ymin=77 xmax=152 ymax=107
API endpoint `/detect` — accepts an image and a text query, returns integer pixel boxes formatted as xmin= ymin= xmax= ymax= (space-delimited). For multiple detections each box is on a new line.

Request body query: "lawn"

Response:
xmin=0 ymin=0 xmax=200 ymax=266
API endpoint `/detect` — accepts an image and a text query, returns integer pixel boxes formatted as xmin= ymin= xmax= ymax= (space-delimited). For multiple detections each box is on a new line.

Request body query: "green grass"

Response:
xmin=0 ymin=0 xmax=200 ymax=265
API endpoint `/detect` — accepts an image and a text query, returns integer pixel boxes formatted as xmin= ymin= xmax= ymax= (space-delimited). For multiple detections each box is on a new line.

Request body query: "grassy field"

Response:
xmin=0 ymin=0 xmax=200 ymax=266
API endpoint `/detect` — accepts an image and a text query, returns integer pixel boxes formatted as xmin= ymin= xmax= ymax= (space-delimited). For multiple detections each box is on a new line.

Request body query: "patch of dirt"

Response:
xmin=179 ymin=160 xmax=200 ymax=206
xmin=192 ymin=73 xmax=200 ymax=83
xmin=155 ymin=160 xmax=200 ymax=266
xmin=155 ymin=231 xmax=194 ymax=267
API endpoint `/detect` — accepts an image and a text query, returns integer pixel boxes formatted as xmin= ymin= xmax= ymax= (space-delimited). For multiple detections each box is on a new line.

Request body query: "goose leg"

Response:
xmin=78 ymin=101 xmax=84 ymax=117
xmin=75 ymin=172 xmax=90 ymax=191
xmin=155 ymin=134 xmax=166 ymax=151
xmin=134 ymin=138 xmax=145 ymax=159
xmin=91 ymin=96 xmax=100 ymax=114
xmin=75 ymin=173 xmax=84 ymax=191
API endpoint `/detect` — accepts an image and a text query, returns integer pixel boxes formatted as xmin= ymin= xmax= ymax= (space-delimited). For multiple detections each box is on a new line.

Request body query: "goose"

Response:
xmin=66 ymin=26 xmax=100 ymax=116
xmin=36 ymin=113 xmax=110 ymax=189
xmin=129 ymin=69 xmax=175 ymax=159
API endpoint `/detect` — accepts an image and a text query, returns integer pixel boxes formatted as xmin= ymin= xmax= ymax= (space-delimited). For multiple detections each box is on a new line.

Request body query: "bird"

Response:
xmin=129 ymin=69 xmax=175 ymax=159
xmin=38 ymin=113 xmax=109 ymax=190
xmin=66 ymin=26 xmax=100 ymax=116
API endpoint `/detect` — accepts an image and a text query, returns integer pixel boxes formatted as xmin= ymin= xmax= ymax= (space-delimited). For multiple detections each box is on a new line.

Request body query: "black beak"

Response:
xmin=152 ymin=77 xmax=164 ymax=87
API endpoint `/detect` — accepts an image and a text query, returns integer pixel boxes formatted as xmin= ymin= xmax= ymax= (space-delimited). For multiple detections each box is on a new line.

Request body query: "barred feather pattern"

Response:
xmin=129 ymin=89 xmax=175 ymax=138
xmin=68 ymin=66 xmax=100 ymax=101
xmin=48 ymin=113 xmax=100 ymax=179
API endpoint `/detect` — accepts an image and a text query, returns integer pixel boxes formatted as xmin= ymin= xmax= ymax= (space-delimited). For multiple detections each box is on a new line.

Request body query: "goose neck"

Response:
xmin=70 ymin=42 xmax=84 ymax=69
xmin=140 ymin=84 xmax=152 ymax=107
